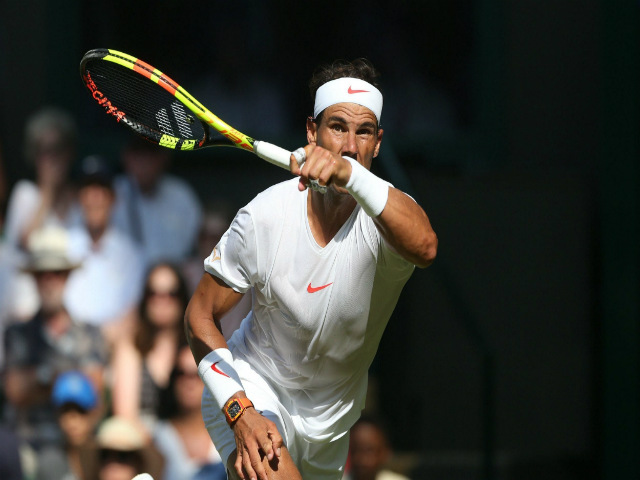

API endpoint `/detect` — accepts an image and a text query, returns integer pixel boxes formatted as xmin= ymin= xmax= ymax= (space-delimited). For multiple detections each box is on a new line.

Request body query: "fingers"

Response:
xmin=293 ymin=145 xmax=341 ymax=193
xmin=234 ymin=417 xmax=284 ymax=480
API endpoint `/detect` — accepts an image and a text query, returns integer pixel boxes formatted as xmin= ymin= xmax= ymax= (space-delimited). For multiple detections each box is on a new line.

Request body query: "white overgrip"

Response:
xmin=253 ymin=140 xmax=293 ymax=170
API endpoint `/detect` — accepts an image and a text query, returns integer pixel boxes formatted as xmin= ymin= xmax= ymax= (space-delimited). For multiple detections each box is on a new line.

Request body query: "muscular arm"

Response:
xmin=184 ymin=272 xmax=244 ymax=364
xmin=373 ymin=186 xmax=438 ymax=268
xmin=185 ymin=273 xmax=292 ymax=480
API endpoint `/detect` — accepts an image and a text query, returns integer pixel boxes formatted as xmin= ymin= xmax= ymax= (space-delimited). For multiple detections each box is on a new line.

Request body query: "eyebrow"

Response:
xmin=325 ymin=115 xmax=377 ymax=131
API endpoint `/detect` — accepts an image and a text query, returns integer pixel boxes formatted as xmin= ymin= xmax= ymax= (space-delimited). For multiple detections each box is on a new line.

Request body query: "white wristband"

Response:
xmin=344 ymin=157 xmax=389 ymax=217
xmin=198 ymin=348 xmax=244 ymax=410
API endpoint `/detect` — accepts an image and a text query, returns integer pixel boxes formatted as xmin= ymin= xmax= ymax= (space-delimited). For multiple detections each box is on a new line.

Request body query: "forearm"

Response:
xmin=184 ymin=273 xmax=240 ymax=365
xmin=185 ymin=302 xmax=229 ymax=365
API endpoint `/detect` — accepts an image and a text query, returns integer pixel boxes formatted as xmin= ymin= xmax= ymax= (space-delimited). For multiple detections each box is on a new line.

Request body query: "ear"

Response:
xmin=306 ymin=117 xmax=317 ymax=145
xmin=373 ymin=128 xmax=383 ymax=158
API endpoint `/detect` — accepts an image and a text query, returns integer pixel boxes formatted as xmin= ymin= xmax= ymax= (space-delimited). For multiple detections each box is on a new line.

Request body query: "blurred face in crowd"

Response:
xmin=79 ymin=184 xmax=115 ymax=236
xmin=197 ymin=212 xmax=230 ymax=258
xmin=58 ymin=404 xmax=94 ymax=448
xmin=348 ymin=422 xmax=390 ymax=480
xmin=98 ymin=449 xmax=141 ymax=480
xmin=34 ymin=128 xmax=74 ymax=188
xmin=123 ymin=148 xmax=168 ymax=194
xmin=34 ymin=269 xmax=71 ymax=315
xmin=174 ymin=346 xmax=203 ymax=412
xmin=145 ymin=265 xmax=183 ymax=329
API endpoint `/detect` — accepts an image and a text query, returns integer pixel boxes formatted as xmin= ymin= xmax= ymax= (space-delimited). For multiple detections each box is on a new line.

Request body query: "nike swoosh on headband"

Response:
xmin=348 ymin=86 xmax=369 ymax=94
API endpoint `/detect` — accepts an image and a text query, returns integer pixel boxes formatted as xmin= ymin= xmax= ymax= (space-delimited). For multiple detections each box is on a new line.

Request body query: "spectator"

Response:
xmin=344 ymin=415 xmax=410 ymax=480
xmin=65 ymin=155 xmax=145 ymax=346
xmin=2 ymin=226 xmax=108 ymax=449
xmin=3 ymin=107 xmax=82 ymax=320
xmin=110 ymin=262 xmax=190 ymax=433
xmin=36 ymin=370 xmax=101 ymax=480
xmin=154 ymin=344 xmax=226 ymax=480
xmin=111 ymin=137 xmax=202 ymax=267
xmin=86 ymin=416 xmax=164 ymax=480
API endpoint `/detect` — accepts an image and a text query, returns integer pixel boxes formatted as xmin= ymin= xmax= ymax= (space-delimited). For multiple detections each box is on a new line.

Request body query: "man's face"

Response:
xmin=79 ymin=184 xmax=114 ymax=234
xmin=348 ymin=423 xmax=390 ymax=480
xmin=34 ymin=269 xmax=71 ymax=315
xmin=123 ymin=149 xmax=168 ymax=193
xmin=307 ymin=102 xmax=383 ymax=170
xmin=58 ymin=404 xmax=94 ymax=447
xmin=34 ymin=129 xmax=74 ymax=185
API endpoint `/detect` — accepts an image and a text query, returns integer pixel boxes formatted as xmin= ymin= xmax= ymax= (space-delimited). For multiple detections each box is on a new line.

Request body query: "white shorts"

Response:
xmin=201 ymin=355 xmax=349 ymax=480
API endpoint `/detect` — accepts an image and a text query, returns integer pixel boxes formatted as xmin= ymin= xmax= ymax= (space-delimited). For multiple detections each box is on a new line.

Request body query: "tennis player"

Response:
xmin=185 ymin=58 xmax=437 ymax=480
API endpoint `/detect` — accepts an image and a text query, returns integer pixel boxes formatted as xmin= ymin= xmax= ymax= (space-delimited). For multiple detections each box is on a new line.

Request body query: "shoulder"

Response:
xmin=243 ymin=178 xmax=300 ymax=220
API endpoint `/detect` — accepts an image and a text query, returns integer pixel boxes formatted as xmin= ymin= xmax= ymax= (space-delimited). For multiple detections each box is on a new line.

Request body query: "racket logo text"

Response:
xmin=83 ymin=73 xmax=126 ymax=122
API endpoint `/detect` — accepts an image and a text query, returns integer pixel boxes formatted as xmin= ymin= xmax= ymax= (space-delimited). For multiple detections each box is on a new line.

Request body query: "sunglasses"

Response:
xmin=175 ymin=369 xmax=200 ymax=379
xmin=100 ymin=449 xmax=140 ymax=464
xmin=145 ymin=288 xmax=180 ymax=299
xmin=35 ymin=142 xmax=70 ymax=157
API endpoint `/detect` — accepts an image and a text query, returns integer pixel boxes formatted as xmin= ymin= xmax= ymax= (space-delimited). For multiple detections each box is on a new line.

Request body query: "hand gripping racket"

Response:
xmin=79 ymin=49 xmax=325 ymax=192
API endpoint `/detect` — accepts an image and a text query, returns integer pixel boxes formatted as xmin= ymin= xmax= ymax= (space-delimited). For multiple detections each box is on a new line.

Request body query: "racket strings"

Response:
xmin=84 ymin=60 xmax=206 ymax=144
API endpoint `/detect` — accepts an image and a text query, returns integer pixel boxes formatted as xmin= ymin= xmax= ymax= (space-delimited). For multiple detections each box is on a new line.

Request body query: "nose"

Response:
xmin=341 ymin=130 xmax=357 ymax=158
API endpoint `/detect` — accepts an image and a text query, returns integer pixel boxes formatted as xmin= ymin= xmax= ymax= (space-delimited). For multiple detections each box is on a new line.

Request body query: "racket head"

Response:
xmin=79 ymin=49 xmax=255 ymax=153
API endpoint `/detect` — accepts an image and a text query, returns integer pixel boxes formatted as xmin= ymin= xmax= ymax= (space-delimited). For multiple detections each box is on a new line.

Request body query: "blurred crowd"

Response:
xmin=0 ymin=107 xmax=411 ymax=480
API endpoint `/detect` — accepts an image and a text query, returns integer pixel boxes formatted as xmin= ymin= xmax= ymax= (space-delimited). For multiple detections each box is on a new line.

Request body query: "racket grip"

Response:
xmin=253 ymin=141 xmax=293 ymax=170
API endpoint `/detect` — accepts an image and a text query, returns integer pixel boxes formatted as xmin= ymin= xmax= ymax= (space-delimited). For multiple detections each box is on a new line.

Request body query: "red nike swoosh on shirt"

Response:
xmin=348 ymin=86 xmax=369 ymax=94
xmin=211 ymin=361 xmax=230 ymax=378
xmin=307 ymin=282 xmax=333 ymax=293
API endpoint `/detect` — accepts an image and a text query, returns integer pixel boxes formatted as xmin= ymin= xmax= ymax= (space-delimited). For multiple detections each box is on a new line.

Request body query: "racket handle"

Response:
xmin=253 ymin=141 xmax=293 ymax=170
xmin=253 ymin=141 xmax=327 ymax=194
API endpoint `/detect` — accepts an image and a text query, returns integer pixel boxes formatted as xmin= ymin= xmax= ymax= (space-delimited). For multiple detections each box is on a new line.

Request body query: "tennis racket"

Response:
xmin=79 ymin=49 xmax=325 ymax=191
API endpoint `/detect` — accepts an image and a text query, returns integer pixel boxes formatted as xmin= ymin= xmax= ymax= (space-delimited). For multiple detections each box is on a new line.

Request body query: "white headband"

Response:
xmin=313 ymin=77 xmax=383 ymax=123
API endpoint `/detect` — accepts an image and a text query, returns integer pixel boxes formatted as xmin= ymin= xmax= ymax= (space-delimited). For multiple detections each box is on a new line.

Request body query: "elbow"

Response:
xmin=415 ymin=231 xmax=438 ymax=268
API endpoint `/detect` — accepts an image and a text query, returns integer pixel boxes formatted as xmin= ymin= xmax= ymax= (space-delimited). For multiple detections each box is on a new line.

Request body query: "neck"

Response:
xmin=88 ymin=225 xmax=107 ymax=244
xmin=307 ymin=188 xmax=356 ymax=247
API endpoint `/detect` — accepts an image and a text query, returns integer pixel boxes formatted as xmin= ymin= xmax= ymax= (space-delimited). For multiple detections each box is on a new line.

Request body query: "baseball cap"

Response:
xmin=52 ymin=370 xmax=98 ymax=410
xmin=78 ymin=154 xmax=114 ymax=189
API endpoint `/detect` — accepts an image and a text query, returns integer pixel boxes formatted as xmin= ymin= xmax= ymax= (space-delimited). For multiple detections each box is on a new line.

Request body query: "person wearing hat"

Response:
xmin=36 ymin=370 xmax=101 ymax=480
xmin=2 ymin=226 xmax=108 ymax=450
xmin=64 ymin=154 xmax=145 ymax=346
xmin=83 ymin=416 xmax=164 ymax=480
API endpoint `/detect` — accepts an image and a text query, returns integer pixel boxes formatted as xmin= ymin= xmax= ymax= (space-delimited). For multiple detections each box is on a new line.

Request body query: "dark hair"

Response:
xmin=308 ymin=58 xmax=381 ymax=124
xmin=134 ymin=262 xmax=190 ymax=356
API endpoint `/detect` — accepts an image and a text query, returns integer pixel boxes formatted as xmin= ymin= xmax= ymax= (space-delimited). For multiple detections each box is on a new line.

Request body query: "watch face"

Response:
xmin=228 ymin=401 xmax=242 ymax=418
